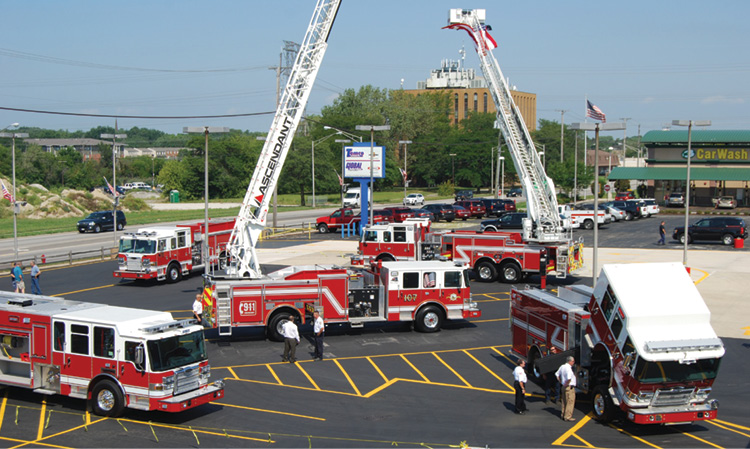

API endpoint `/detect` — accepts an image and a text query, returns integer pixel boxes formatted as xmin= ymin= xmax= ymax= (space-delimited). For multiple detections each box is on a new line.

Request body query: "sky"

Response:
xmin=1 ymin=0 xmax=748 ymax=139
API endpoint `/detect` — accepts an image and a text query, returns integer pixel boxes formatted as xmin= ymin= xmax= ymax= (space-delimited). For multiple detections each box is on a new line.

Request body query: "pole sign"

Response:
xmin=343 ymin=144 xmax=385 ymax=179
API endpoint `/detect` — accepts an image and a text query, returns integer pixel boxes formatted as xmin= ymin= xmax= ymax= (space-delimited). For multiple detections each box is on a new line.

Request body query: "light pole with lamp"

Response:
xmin=101 ymin=130 xmax=127 ymax=250
xmin=398 ymin=140 xmax=412 ymax=199
xmin=570 ymin=121 xmax=626 ymax=287
xmin=499 ymin=156 xmax=505 ymax=197
xmin=335 ymin=139 xmax=351 ymax=207
xmin=355 ymin=124 xmax=390 ymax=227
xmin=184 ymin=126 xmax=230 ymax=276
xmin=672 ymin=120 xmax=711 ymax=267
xmin=0 ymin=124 xmax=28 ymax=260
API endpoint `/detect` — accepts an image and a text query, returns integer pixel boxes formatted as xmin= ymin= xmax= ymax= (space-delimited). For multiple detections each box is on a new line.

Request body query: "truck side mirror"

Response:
xmin=135 ymin=344 xmax=145 ymax=371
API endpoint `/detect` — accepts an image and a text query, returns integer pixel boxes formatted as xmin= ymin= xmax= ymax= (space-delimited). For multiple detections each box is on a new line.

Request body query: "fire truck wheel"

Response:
xmin=414 ymin=305 xmax=443 ymax=333
xmin=91 ymin=379 xmax=124 ymax=417
xmin=583 ymin=219 xmax=594 ymax=230
xmin=317 ymin=223 xmax=329 ymax=234
xmin=377 ymin=254 xmax=395 ymax=262
xmin=266 ymin=313 xmax=288 ymax=342
xmin=475 ymin=261 xmax=498 ymax=282
xmin=591 ymin=385 xmax=616 ymax=423
xmin=500 ymin=262 xmax=522 ymax=283
xmin=167 ymin=263 xmax=182 ymax=283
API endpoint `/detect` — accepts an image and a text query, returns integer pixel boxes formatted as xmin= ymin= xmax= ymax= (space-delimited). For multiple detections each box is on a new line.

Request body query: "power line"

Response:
xmin=0 ymin=106 xmax=275 ymax=120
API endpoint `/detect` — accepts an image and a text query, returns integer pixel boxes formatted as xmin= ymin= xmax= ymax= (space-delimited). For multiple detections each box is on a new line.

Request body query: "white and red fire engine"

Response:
xmin=0 ymin=292 xmax=224 ymax=416
xmin=114 ymin=219 xmax=234 ymax=283
xmin=510 ymin=262 xmax=723 ymax=424
xmin=355 ymin=219 xmax=584 ymax=284
xmin=203 ymin=260 xmax=480 ymax=338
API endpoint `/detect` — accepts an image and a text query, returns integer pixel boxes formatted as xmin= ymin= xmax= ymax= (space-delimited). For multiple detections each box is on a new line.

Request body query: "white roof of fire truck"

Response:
xmin=379 ymin=260 xmax=468 ymax=271
xmin=124 ymin=226 xmax=188 ymax=239
xmin=598 ymin=262 xmax=724 ymax=362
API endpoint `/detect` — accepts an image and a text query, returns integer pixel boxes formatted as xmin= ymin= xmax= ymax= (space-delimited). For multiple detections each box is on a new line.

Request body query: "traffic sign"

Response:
xmin=604 ymin=184 xmax=611 ymax=192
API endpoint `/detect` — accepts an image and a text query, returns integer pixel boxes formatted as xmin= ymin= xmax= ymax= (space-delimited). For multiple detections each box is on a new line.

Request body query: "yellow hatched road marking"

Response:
xmin=490 ymin=347 xmax=523 ymax=391
xmin=678 ymin=429 xmax=724 ymax=449
xmin=333 ymin=359 xmax=361 ymax=396
xmin=400 ymin=354 xmax=429 ymax=382
xmin=367 ymin=356 xmax=389 ymax=383
xmin=0 ymin=390 xmax=7 ymax=432
xmin=4 ymin=435 xmax=75 ymax=448
xmin=37 ymin=399 xmax=46 ymax=441
xmin=714 ymin=419 xmax=750 ymax=432
xmin=608 ymin=422 xmax=661 ymax=449
xmin=9 ymin=417 xmax=107 ymax=449
xmin=552 ymin=413 xmax=592 ymax=446
xmin=463 ymin=349 xmax=513 ymax=392
xmin=295 ymin=362 xmax=320 ymax=390
xmin=692 ymin=267 xmax=710 ymax=285
xmin=218 ymin=402 xmax=325 ymax=421
xmin=432 ymin=353 xmax=471 ymax=387
xmin=116 ymin=417 xmax=274 ymax=442
xmin=570 ymin=433 xmax=595 ymax=448
xmin=226 ymin=367 xmax=240 ymax=380
xmin=470 ymin=318 xmax=508 ymax=324
xmin=227 ymin=377 xmax=359 ymax=398
xmin=267 ymin=364 xmax=282 ymax=385
xmin=475 ymin=294 xmax=509 ymax=303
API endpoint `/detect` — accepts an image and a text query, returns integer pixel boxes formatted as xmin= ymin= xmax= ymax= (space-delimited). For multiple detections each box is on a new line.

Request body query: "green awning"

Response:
xmin=608 ymin=167 xmax=750 ymax=181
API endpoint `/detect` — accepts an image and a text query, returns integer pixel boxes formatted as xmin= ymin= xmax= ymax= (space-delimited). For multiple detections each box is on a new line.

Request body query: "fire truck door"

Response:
xmin=65 ymin=323 xmax=92 ymax=380
xmin=91 ymin=326 xmax=118 ymax=378
xmin=397 ymin=271 xmax=426 ymax=318
xmin=439 ymin=270 xmax=464 ymax=305
xmin=32 ymin=324 xmax=50 ymax=364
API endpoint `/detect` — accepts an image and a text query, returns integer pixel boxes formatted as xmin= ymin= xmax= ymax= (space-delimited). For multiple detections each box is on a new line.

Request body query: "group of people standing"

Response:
xmin=281 ymin=311 xmax=325 ymax=363
xmin=513 ymin=356 xmax=578 ymax=421
xmin=10 ymin=261 xmax=42 ymax=295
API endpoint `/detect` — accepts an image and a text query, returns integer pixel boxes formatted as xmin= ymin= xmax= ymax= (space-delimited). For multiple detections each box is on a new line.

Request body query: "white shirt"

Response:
xmin=281 ymin=320 xmax=300 ymax=342
xmin=513 ymin=365 xmax=527 ymax=384
xmin=313 ymin=316 xmax=325 ymax=335
xmin=556 ymin=362 xmax=576 ymax=387
xmin=193 ymin=299 xmax=203 ymax=316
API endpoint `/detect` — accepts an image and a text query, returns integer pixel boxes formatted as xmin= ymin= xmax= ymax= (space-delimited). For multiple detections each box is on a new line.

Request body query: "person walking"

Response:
xmin=12 ymin=262 xmax=24 ymax=294
xmin=556 ymin=356 xmax=577 ymax=421
xmin=192 ymin=294 xmax=204 ymax=325
xmin=657 ymin=221 xmax=666 ymax=245
xmin=29 ymin=261 xmax=42 ymax=295
xmin=512 ymin=359 xmax=528 ymax=414
xmin=281 ymin=316 xmax=300 ymax=363
xmin=312 ymin=310 xmax=325 ymax=360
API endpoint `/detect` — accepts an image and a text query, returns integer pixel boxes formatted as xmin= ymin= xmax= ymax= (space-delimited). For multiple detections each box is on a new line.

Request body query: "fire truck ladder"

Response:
xmin=446 ymin=10 xmax=566 ymax=243
xmin=226 ymin=0 xmax=341 ymax=279
xmin=213 ymin=285 xmax=233 ymax=336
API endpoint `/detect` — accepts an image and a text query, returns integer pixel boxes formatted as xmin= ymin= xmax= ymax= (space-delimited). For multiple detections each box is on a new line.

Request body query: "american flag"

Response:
xmin=586 ymin=100 xmax=606 ymax=123
xmin=334 ymin=169 xmax=343 ymax=186
xmin=103 ymin=176 xmax=120 ymax=197
xmin=1 ymin=181 xmax=13 ymax=203
xmin=443 ymin=23 xmax=497 ymax=51
xmin=399 ymin=167 xmax=408 ymax=183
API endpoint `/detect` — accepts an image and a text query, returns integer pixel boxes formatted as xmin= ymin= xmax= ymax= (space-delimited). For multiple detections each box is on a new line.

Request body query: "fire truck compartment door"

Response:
xmin=535 ymin=348 xmax=577 ymax=375
xmin=233 ymin=293 xmax=263 ymax=325
xmin=32 ymin=324 xmax=49 ymax=362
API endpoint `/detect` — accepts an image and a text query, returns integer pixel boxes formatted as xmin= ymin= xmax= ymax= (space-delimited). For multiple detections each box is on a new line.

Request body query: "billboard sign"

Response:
xmin=344 ymin=145 xmax=385 ymax=178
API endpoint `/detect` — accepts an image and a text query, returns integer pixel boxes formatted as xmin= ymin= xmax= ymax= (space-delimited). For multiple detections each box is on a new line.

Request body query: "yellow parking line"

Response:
xmin=552 ymin=414 xmax=592 ymax=446
xmin=218 ymin=402 xmax=325 ymax=421
xmin=570 ymin=433 xmax=595 ymax=448
xmin=714 ymin=419 xmax=750 ymax=432
xmin=475 ymin=294 xmax=509 ymax=303
xmin=470 ymin=318 xmax=509 ymax=323
xmin=333 ymin=359 xmax=361 ymax=396
xmin=692 ymin=267 xmax=710 ymax=285
xmin=432 ymin=353 xmax=471 ymax=387
xmin=52 ymin=284 xmax=116 ymax=297
xmin=707 ymin=420 xmax=750 ymax=439
xmin=400 ymin=354 xmax=429 ymax=382
xmin=267 ymin=364 xmax=282 ymax=385
xmin=0 ymin=390 xmax=7 ymax=432
xmin=295 ymin=362 xmax=320 ymax=390
xmin=463 ymin=350 xmax=514 ymax=392
xmin=608 ymin=422 xmax=661 ymax=448
xmin=678 ymin=429 xmax=724 ymax=449
xmin=36 ymin=399 xmax=46 ymax=441
xmin=226 ymin=367 xmax=240 ymax=380
xmin=367 ymin=357 xmax=389 ymax=383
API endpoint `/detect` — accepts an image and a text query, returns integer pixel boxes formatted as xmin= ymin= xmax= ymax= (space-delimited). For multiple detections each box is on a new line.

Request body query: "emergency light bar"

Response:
xmin=645 ymin=338 xmax=723 ymax=354
xmin=140 ymin=319 xmax=197 ymax=334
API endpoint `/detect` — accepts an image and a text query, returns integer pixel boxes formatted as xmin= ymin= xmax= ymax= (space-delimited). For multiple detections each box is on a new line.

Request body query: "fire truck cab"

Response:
xmin=0 ymin=293 xmax=223 ymax=417
xmin=511 ymin=262 xmax=724 ymax=424
xmin=356 ymin=218 xmax=442 ymax=263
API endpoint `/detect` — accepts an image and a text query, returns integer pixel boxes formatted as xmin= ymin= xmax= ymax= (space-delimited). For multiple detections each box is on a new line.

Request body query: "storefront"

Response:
xmin=608 ymin=130 xmax=750 ymax=206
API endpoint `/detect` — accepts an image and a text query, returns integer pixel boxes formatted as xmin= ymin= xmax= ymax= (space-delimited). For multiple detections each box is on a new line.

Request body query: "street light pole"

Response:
xmin=335 ymin=139 xmax=351 ymax=207
xmin=184 ymin=126 xmax=229 ymax=276
xmin=499 ymin=156 xmax=505 ymax=198
xmin=449 ymin=153 xmax=457 ymax=185
xmin=672 ymin=120 xmax=711 ymax=267
xmin=1 ymin=124 xmax=28 ymax=260
xmin=100 ymin=129 xmax=127 ymax=250
xmin=399 ymin=140 xmax=412 ymax=199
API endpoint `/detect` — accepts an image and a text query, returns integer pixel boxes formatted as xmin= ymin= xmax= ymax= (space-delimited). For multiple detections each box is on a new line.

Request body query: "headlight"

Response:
xmin=142 ymin=258 xmax=151 ymax=268
xmin=150 ymin=375 xmax=174 ymax=392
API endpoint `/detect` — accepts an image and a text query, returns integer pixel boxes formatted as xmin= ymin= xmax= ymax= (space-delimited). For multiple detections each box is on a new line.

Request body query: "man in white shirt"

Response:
xmin=281 ymin=316 xmax=300 ymax=363
xmin=192 ymin=294 xmax=203 ymax=325
xmin=312 ymin=311 xmax=325 ymax=361
xmin=513 ymin=359 xmax=528 ymax=414
xmin=556 ymin=356 xmax=577 ymax=421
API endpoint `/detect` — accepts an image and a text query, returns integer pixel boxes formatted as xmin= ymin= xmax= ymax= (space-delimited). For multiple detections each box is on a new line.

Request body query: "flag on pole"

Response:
xmin=334 ymin=169 xmax=343 ymax=186
xmin=442 ymin=23 xmax=497 ymax=51
xmin=1 ymin=180 xmax=13 ymax=203
xmin=103 ymin=176 xmax=120 ymax=197
xmin=399 ymin=167 xmax=408 ymax=183
xmin=586 ymin=100 xmax=606 ymax=123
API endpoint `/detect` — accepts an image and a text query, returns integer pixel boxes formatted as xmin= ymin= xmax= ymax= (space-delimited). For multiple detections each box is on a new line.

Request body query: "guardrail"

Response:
xmin=1 ymin=246 xmax=118 ymax=272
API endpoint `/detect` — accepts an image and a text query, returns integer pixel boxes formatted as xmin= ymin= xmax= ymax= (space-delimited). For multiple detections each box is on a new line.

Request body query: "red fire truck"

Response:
xmin=0 ymin=292 xmax=224 ymax=416
xmin=114 ymin=219 xmax=234 ymax=283
xmin=354 ymin=219 xmax=584 ymax=283
xmin=203 ymin=260 xmax=480 ymax=338
xmin=510 ymin=262 xmax=723 ymax=424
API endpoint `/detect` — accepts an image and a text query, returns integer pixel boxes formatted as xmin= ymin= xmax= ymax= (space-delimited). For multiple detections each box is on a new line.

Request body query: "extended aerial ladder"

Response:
xmin=226 ymin=0 xmax=341 ymax=278
xmin=445 ymin=9 xmax=567 ymax=243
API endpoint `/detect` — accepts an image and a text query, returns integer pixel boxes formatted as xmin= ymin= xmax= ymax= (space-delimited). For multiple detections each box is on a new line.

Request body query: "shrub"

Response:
xmin=122 ymin=196 xmax=151 ymax=211
xmin=438 ymin=181 xmax=455 ymax=197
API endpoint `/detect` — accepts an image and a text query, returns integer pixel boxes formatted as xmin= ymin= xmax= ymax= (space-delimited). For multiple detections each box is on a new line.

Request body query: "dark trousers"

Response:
xmin=658 ymin=233 xmax=665 ymax=244
xmin=31 ymin=277 xmax=42 ymax=295
xmin=514 ymin=381 xmax=526 ymax=412
xmin=313 ymin=333 xmax=324 ymax=358
xmin=283 ymin=338 xmax=297 ymax=361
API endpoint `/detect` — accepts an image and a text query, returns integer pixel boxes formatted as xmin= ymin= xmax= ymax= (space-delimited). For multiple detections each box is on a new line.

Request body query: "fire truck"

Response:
xmin=510 ymin=262 xmax=723 ymax=424
xmin=0 ymin=292 xmax=224 ymax=417
xmin=204 ymin=260 xmax=480 ymax=338
xmin=114 ymin=219 xmax=234 ymax=283
xmin=355 ymin=219 xmax=583 ymax=283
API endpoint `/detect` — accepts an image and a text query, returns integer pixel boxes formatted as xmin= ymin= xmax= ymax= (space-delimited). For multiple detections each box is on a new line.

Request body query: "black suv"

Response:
xmin=604 ymin=200 xmax=644 ymax=221
xmin=455 ymin=189 xmax=474 ymax=201
xmin=673 ymin=217 xmax=747 ymax=246
xmin=478 ymin=198 xmax=517 ymax=217
xmin=480 ymin=212 xmax=527 ymax=231
xmin=77 ymin=210 xmax=127 ymax=233
xmin=423 ymin=204 xmax=455 ymax=222
xmin=507 ymin=187 xmax=523 ymax=197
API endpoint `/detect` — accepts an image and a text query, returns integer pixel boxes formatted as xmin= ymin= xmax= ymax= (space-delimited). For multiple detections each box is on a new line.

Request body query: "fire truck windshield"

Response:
xmin=633 ymin=357 xmax=721 ymax=384
xmin=146 ymin=330 xmax=207 ymax=372
xmin=119 ymin=238 xmax=157 ymax=254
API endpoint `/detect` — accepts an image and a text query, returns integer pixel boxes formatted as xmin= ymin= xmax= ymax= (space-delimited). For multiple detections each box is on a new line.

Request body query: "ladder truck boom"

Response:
xmin=445 ymin=9 xmax=566 ymax=243
xmin=226 ymin=0 xmax=341 ymax=278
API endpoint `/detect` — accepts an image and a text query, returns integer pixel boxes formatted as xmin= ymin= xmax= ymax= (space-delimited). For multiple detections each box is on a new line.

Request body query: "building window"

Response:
xmin=454 ymin=93 xmax=459 ymax=121
xmin=464 ymin=93 xmax=469 ymax=119
xmin=483 ymin=93 xmax=488 ymax=112
xmin=473 ymin=93 xmax=478 ymax=111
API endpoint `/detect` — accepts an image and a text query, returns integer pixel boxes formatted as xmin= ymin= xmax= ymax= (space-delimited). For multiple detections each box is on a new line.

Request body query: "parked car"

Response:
xmin=403 ymin=193 xmax=425 ymax=206
xmin=383 ymin=207 xmax=415 ymax=223
xmin=478 ymin=198 xmax=516 ymax=217
xmin=673 ymin=217 xmax=747 ymax=245
xmin=423 ymin=204 xmax=455 ymax=222
xmin=455 ymin=189 xmax=474 ymax=201
xmin=615 ymin=191 xmax=635 ymax=201
xmin=604 ymin=201 xmax=646 ymax=221
xmin=372 ymin=209 xmax=394 ymax=223
xmin=77 ymin=210 xmax=127 ymax=233
xmin=667 ymin=192 xmax=685 ymax=207
xmin=715 ymin=196 xmax=737 ymax=209
xmin=577 ymin=203 xmax=623 ymax=221
xmin=411 ymin=208 xmax=434 ymax=221
xmin=507 ymin=187 xmax=523 ymax=197
xmin=480 ymin=212 xmax=527 ymax=231
xmin=95 ymin=185 xmax=126 ymax=196
xmin=123 ymin=182 xmax=150 ymax=190
xmin=451 ymin=205 xmax=472 ymax=220
xmin=453 ymin=200 xmax=486 ymax=218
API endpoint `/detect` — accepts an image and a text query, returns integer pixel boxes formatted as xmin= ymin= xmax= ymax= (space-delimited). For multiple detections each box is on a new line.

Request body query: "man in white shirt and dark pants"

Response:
xmin=556 ymin=356 xmax=577 ymax=421
xmin=512 ymin=359 xmax=528 ymax=414
xmin=281 ymin=316 xmax=300 ymax=363
xmin=312 ymin=311 xmax=325 ymax=361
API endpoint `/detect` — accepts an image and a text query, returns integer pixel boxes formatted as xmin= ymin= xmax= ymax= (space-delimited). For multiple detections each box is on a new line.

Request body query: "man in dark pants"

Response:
xmin=513 ymin=359 xmax=528 ymax=414
xmin=281 ymin=316 xmax=300 ymax=363
xmin=658 ymin=221 xmax=666 ymax=245
xmin=312 ymin=311 xmax=325 ymax=360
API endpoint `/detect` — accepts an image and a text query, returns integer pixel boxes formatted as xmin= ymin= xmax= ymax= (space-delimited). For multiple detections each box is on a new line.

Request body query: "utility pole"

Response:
xmin=557 ymin=109 xmax=567 ymax=160
xmin=101 ymin=122 xmax=126 ymax=251
xmin=620 ymin=117 xmax=631 ymax=168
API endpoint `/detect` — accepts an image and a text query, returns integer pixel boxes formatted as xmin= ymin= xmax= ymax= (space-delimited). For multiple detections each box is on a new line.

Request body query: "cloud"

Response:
xmin=701 ymin=95 xmax=745 ymax=105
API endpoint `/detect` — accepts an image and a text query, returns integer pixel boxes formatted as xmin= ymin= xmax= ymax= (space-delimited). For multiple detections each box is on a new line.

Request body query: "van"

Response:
xmin=343 ymin=187 xmax=362 ymax=208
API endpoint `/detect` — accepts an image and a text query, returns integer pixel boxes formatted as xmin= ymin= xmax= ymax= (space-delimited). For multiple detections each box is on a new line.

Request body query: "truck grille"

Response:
xmin=126 ymin=256 xmax=143 ymax=271
xmin=173 ymin=366 xmax=200 ymax=395
xmin=652 ymin=387 xmax=694 ymax=407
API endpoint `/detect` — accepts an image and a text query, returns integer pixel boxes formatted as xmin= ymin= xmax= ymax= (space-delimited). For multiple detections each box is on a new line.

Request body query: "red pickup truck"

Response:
xmin=316 ymin=208 xmax=359 ymax=233
xmin=383 ymin=207 xmax=416 ymax=223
